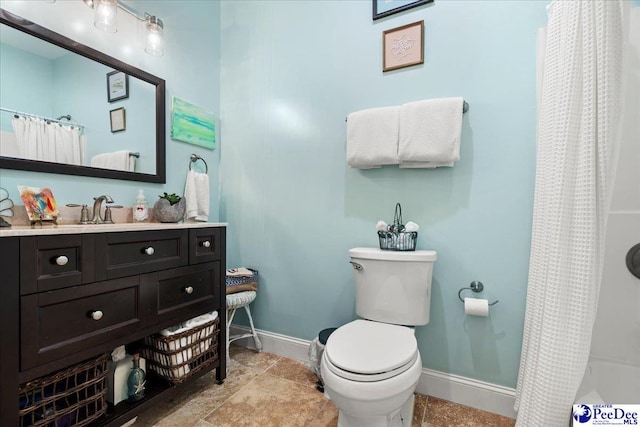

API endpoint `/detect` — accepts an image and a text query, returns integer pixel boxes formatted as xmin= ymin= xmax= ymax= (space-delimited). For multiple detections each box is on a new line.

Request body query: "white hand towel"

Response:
xmin=184 ymin=170 xmax=210 ymax=222
xmin=90 ymin=150 xmax=135 ymax=171
xmin=398 ymin=97 xmax=463 ymax=168
xmin=346 ymin=106 xmax=400 ymax=169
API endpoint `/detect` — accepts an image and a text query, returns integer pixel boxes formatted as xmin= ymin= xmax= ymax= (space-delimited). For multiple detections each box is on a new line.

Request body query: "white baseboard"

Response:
xmin=415 ymin=369 xmax=516 ymax=419
xmin=229 ymin=325 xmax=311 ymax=363
xmin=229 ymin=325 xmax=516 ymax=419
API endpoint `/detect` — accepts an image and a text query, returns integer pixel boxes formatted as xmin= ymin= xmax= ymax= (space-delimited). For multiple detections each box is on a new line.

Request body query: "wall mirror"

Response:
xmin=0 ymin=9 xmax=166 ymax=183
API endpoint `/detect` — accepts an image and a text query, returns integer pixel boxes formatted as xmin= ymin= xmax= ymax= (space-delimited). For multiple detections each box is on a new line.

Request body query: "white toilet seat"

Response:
xmin=324 ymin=319 xmax=418 ymax=382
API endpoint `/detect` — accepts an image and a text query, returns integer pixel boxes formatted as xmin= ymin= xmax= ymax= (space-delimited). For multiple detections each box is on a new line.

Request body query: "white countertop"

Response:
xmin=0 ymin=221 xmax=228 ymax=237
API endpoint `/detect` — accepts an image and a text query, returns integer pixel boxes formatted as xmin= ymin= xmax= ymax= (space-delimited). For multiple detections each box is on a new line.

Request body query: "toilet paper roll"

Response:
xmin=464 ymin=297 xmax=489 ymax=316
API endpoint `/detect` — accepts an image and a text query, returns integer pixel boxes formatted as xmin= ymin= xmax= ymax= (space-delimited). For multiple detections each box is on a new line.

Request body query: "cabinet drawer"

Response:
xmin=152 ymin=262 xmax=220 ymax=322
xmin=20 ymin=234 xmax=95 ymax=295
xmin=96 ymin=229 xmax=188 ymax=280
xmin=189 ymin=228 xmax=223 ymax=264
xmin=20 ymin=276 xmax=141 ymax=370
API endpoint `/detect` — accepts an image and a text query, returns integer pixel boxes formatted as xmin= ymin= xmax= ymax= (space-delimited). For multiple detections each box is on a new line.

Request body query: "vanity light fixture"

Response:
xmin=92 ymin=0 xmax=117 ymax=33
xmin=144 ymin=15 xmax=164 ymax=56
xmin=83 ymin=0 xmax=164 ymax=56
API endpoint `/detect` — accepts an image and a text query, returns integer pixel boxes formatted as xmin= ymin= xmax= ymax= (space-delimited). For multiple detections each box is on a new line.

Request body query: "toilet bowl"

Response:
xmin=321 ymin=248 xmax=436 ymax=427
xmin=320 ymin=319 xmax=423 ymax=427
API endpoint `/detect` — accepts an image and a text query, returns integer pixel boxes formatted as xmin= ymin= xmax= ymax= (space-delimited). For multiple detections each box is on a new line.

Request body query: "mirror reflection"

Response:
xmin=0 ymin=9 xmax=165 ymax=183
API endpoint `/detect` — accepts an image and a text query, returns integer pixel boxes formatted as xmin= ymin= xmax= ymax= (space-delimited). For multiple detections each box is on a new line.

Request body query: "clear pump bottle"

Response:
xmin=133 ymin=189 xmax=148 ymax=223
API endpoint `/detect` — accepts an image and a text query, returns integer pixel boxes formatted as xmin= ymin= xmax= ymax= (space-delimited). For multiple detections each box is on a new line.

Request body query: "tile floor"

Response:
xmin=133 ymin=345 xmax=516 ymax=427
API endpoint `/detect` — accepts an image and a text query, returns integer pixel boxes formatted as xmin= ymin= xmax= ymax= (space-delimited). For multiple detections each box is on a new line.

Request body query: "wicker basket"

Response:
xmin=18 ymin=353 xmax=108 ymax=427
xmin=140 ymin=316 xmax=220 ymax=384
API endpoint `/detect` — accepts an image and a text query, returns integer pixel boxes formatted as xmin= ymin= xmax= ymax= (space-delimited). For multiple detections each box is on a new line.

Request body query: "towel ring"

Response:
xmin=457 ymin=281 xmax=499 ymax=306
xmin=189 ymin=154 xmax=208 ymax=174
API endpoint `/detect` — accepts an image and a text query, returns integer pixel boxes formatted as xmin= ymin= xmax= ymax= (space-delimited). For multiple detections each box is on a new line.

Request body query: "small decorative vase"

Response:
xmin=153 ymin=197 xmax=186 ymax=223
xmin=127 ymin=353 xmax=146 ymax=402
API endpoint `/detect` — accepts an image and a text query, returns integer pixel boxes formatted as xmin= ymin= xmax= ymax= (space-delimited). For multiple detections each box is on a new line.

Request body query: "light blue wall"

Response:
xmin=51 ymin=54 xmax=156 ymax=173
xmin=220 ymin=0 xmax=547 ymax=388
xmin=0 ymin=1 xmax=220 ymax=215
xmin=0 ymin=43 xmax=54 ymax=131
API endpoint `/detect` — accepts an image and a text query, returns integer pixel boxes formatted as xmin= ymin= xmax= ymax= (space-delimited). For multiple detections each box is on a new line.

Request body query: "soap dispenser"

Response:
xmin=133 ymin=189 xmax=148 ymax=223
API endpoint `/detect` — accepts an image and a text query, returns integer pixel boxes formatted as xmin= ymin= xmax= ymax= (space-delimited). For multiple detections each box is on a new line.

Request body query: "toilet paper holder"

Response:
xmin=457 ymin=281 xmax=499 ymax=306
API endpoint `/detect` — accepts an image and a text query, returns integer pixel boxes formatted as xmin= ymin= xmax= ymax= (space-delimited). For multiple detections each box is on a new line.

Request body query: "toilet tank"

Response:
xmin=349 ymin=248 xmax=437 ymax=326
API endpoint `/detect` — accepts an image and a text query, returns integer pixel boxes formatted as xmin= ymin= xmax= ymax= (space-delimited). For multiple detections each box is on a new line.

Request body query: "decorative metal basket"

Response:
xmin=378 ymin=203 xmax=417 ymax=251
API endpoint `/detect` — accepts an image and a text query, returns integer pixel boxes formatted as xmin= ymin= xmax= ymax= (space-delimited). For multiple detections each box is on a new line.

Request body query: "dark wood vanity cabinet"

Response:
xmin=0 ymin=225 xmax=227 ymax=427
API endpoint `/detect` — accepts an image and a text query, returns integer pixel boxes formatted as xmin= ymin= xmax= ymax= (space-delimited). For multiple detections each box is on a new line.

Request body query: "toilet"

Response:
xmin=320 ymin=247 xmax=437 ymax=427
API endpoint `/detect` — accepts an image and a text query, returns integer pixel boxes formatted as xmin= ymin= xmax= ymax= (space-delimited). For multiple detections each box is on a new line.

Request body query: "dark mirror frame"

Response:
xmin=0 ymin=8 xmax=166 ymax=183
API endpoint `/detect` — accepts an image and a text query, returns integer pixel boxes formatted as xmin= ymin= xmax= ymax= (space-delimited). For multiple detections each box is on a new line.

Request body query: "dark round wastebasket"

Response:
xmin=319 ymin=327 xmax=337 ymax=346
xmin=312 ymin=327 xmax=337 ymax=392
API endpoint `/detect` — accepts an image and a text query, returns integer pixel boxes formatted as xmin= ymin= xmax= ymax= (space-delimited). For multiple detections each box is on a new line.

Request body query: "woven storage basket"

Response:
xmin=140 ymin=316 xmax=220 ymax=384
xmin=18 ymin=353 xmax=108 ymax=427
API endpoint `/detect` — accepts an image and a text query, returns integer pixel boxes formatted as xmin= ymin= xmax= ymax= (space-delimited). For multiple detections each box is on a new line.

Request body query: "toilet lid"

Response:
xmin=324 ymin=319 xmax=418 ymax=375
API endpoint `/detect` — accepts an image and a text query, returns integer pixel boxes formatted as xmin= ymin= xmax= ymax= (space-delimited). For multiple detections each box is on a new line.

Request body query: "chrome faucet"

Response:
xmin=91 ymin=195 xmax=114 ymax=223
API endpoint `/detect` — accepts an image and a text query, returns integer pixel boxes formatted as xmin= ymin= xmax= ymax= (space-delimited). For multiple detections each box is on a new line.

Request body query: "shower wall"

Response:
xmin=589 ymin=7 xmax=640 ymax=367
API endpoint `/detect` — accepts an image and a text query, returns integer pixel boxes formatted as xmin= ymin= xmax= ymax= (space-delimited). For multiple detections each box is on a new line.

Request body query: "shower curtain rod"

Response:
xmin=0 ymin=107 xmax=84 ymax=130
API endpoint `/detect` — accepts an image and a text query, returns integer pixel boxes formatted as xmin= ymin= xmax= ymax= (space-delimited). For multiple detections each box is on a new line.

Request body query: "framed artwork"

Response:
xmin=17 ymin=186 xmax=59 ymax=222
xmin=107 ymin=70 xmax=129 ymax=102
xmin=110 ymin=107 xmax=126 ymax=133
xmin=373 ymin=0 xmax=433 ymax=20
xmin=383 ymin=20 xmax=424 ymax=72
xmin=171 ymin=97 xmax=216 ymax=150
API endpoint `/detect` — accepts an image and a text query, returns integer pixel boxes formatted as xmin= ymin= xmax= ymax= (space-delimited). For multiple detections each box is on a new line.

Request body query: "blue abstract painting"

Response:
xmin=171 ymin=97 xmax=216 ymax=150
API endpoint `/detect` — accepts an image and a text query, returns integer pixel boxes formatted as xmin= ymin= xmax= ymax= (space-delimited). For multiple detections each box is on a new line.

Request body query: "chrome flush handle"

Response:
xmin=349 ymin=261 xmax=363 ymax=271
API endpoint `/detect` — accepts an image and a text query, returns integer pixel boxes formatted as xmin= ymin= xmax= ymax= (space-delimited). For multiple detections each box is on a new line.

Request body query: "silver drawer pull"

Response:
xmin=55 ymin=255 xmax=69 ymax=266
xmin=144 ymin=246 xmax=155 ymax=256
xmin=201 ymin=240 xmax=211 ymax=248
xmin=90 ymin=310 xmax=103 ymax=321
xmin=184 ymin=286 xmax=194 ymax=295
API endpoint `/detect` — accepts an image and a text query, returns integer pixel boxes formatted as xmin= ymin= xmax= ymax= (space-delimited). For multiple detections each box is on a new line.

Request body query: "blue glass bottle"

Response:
xmin=127 ymin=353 xmax=146 ymax=402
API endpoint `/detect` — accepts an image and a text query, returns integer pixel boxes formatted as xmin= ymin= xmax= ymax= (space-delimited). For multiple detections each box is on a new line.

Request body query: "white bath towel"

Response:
xmin=90 ymin=150 xmax=135 ymax=171
xmin=397 ymin=97 xmax=463 ymax=168
xmin=184 ymin=170 xmax=210 ymax=222
xmin=346 ymin=106 xmax=400 ymax=169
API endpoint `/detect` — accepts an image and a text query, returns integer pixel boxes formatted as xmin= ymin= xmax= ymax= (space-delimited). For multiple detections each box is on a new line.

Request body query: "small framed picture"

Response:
xmin=110 ymin=107 xmax=126 ymax=133
xmin=373 ymin=0 xmax=433 ymax=21
xmin=107 ymin=70 xmax=129 ymax=103
xmin=383 ymin=20 xmax=424 ymax=72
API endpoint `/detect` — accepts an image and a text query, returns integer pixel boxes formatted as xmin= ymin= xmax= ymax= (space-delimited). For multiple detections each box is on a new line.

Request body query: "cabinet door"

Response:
xmin=95 ymin=229 xmax=188 ymax=281
xmin=151 ymin=262 xmax=221 ymax=324
xmin=20 ymin=234 xmax=95 ymax=295
xmin=21 ymin=276 xmax=141 ymax=370
xmin=189 ymin=227 xmax=224 ymax=264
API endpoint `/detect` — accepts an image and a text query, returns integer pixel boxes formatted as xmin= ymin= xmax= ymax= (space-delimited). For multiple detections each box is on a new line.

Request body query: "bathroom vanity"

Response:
xmin=0 ymin=223 xmax=227 ymax=427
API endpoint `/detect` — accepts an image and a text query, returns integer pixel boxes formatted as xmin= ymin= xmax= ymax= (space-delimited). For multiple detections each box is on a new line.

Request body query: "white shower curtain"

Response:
xmin=11 ymin=116 xmax=85 ymax=166
xmin=515 ymin=1 xmax=628 ymax=426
